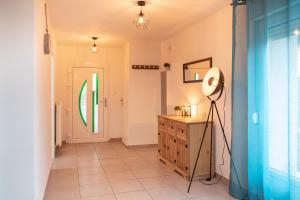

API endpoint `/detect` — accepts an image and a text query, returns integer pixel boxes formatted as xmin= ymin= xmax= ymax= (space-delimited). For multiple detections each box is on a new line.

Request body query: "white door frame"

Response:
xmin=67 ymin=66 xmax=109 ymax=143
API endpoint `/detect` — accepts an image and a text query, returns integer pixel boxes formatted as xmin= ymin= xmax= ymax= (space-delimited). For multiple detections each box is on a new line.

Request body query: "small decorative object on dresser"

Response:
xmin=157 ymin=115 xmax=215 ymax=180
xmin=174 ymin=106 xmax=182 ymax=116
xmin=181 ymin=106 xmax=191 ymax=117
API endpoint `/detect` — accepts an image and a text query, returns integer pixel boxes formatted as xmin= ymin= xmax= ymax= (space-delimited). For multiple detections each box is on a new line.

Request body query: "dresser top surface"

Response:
xmin=158 ymin=115 xmax=210 ymax=124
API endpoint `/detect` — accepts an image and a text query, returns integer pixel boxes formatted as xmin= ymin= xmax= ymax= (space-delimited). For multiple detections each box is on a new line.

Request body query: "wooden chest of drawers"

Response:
xmin=157 ymin=115 xmax=215 ymax=180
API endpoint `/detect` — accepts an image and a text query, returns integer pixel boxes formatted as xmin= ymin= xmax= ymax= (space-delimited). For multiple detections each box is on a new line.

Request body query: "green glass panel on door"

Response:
xmin=78 ymin=80 xmax=87 ymax=126
xmin=92 ymin=73 xmax=99 ymax=134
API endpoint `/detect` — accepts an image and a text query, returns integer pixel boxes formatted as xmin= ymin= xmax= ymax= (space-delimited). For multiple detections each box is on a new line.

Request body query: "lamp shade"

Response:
xmin=202 ymin=67 xmax=224 ymax=97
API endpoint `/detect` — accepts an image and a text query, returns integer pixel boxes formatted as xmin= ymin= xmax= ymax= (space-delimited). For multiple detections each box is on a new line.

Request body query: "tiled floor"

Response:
xmin=44 ymin=142 xmax=235 ymax=200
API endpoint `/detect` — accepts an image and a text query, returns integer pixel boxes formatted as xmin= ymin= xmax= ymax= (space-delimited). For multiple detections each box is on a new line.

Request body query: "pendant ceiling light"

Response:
xmin=134 ymin=1 xmax=149 ymax=30
xmin=91 ymin=37 xmax=98 ymax=52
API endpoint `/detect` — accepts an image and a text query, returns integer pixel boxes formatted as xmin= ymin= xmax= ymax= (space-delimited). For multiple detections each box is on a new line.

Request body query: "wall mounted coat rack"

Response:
xmin=132 ymin=65 xmax=160 ymax=70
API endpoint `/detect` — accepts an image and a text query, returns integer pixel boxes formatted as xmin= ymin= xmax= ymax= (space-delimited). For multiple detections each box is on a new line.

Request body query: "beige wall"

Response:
xmin=55 ymin=45 xmax=126 ymax=140
xmin=34 ymin=0 xmax=56 ymax=199
xmin=161 ymin=6 xmax=232 ymax=178
xmin=0 ymin=0 xmax=55 ymax=199
xmin=122 ymin=40 xmax=161 ymax=146
xmin=55 ymin=39 xmax=161 ymax=146
xmin=122 ymin=43 xmax=130 ymax=145
xmin=0 ymin=1 xmax=35 ymax=199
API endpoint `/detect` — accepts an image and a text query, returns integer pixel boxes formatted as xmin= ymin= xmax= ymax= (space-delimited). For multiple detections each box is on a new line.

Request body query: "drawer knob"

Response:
xmin=185 ymin=144 xmax=188 ymax=148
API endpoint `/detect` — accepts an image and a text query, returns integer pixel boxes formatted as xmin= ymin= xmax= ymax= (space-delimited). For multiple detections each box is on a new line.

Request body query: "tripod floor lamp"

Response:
xmin=187 ymin=67 xmax=242 ymax=193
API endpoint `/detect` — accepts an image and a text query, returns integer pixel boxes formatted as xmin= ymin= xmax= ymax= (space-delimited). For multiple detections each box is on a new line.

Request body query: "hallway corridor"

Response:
xmin=44 ymin=142 xmax=234 ymax=200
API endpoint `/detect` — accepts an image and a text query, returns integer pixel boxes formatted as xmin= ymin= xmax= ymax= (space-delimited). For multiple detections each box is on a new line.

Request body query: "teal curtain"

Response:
xmin=230 ymin=1 xmax=249 ymax=199
xmin=248 ymin=0 xmax=300 ymax=199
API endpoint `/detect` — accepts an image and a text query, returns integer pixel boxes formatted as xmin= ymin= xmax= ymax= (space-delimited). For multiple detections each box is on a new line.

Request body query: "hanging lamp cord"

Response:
xmin=45 ymin=3 xmax=49 ymax=33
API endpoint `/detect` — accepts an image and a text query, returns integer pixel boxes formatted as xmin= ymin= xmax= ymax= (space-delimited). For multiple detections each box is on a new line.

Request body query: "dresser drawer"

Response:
xmin=176 ymin=124 xmax=187 ymax=140
xmin=158 ymin=118 xmax=167 ymax=130
xmin=167 ymin=122 xmax=176 ymax=133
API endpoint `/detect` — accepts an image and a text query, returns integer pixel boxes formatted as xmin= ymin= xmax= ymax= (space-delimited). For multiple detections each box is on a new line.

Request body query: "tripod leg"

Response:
xmin=208 ymin=102 xmax=214 ymax=181
xmin=213 ymin=103 xmax=242 ymax=191
xmin=187 ymin=103 xmax=213 ymax=193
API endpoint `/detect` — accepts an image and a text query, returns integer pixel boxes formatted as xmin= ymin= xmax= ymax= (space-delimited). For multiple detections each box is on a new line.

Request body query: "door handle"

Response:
xmin=105 ymin=97 xmax=108 ymax=107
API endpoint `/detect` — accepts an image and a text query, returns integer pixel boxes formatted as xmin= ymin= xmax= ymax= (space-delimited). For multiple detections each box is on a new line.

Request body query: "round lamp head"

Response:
xmin=202 ymin=67 xmax=224 ymax=97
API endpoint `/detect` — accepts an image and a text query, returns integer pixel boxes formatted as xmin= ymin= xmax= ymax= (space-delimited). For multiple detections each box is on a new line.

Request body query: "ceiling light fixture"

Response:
xmin=91 ymin=37 xmax=98 ymax=52
xmin=134 ymin=1 xmax=149 ymax=30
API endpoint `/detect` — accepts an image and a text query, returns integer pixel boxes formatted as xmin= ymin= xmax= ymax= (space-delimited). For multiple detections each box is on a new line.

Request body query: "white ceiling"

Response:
xmin=47 ymin=0 xmax=230 ymax=45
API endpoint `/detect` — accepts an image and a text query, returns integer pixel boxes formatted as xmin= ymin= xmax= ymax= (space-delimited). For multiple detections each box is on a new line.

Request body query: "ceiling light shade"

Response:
xmin=134 ymin=1 xmax=149 ymax=30
xmin=202 ymin=67 xmax=224 ymax=97
xmin=91 ymin=37 xmax=98 ymax=52
xmin=92 ymin=43 xmax=97 ymax=52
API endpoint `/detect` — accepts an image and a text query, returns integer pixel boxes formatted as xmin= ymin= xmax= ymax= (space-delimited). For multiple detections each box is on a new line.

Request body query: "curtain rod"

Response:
xmin=231 ymin=0 xmax=247 ymax=6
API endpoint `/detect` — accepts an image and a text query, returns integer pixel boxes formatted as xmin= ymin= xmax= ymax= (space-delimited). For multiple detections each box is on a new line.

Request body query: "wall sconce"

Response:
xmin=164 ymin=63 xmax=171 ymax=71
xmin=181 ymin=106 xmax=191 ymax=117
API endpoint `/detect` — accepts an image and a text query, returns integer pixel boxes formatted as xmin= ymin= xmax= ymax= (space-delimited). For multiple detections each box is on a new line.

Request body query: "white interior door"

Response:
xmin=72 ymin=67 xmax=104 ymax=140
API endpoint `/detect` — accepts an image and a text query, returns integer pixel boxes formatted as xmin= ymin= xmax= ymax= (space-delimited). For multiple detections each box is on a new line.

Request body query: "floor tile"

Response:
xmin=81 ymin=194 xmax=116 ymax=200
xmin=106 ymin=171 xmax=136 ymax=182
xmin=110 ymin=179 xmax=144 ymax=193
xmin=56 ymin=148 xmax=77 ymax=158
xmin=46 ymin=142 xmax=233 ymax=200
xmin=132 ymin=168 xmax=164 ymax=178
xmin=80 ymin=183 xmax=113 ymax=198
xmin=78 ymin=166 xmax=105 ymax=176
xmin=76 ymin=143 xmax=95 ymax=150
xmin=175 ymin=180 xmax=233 ymax=199
xmin=138 ymin=176 xmax=173 ymax=190
xmin=147 ymin=186 xmax=187 ymax=200
xmin=77 ymin=152 xmax=98 ymax=160
xmin=98 ymin=152 xmax=121 ymax=159
xmin=115 ymin=191 xmax=152 ymax=200
xmin=79 ymin=173 xmax=108 ymax=185
xmin=45 ymin=185 xmax=80 ymax=200
xmin=52 ymin=157 xmax=77 ymax=169
xmin=48 ymin=169 xmax=79 ymax=187
xmin=100 ymin=158 xmax=125 ymax=166
xmin=164 ymin=174 xmax=189 ymax=186
xmin=102 ymin=163 xmax=130 ymax=173
xmin=125 ymin=161 xmax=154 ymax=170
xmin=77 ymin=158 xmax=101 ymax=168
xmin=119 ymin=151 xmax=139 ymax=158
xmin=96 ymin=148 xmax=117 ymax=154
xmin=121 ymin=156 xmax=145 ymax=163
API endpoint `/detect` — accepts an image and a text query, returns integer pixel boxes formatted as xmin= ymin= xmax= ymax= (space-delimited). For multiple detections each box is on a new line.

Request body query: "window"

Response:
xmin=267 ymin=26 xmax=300 ymax=178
